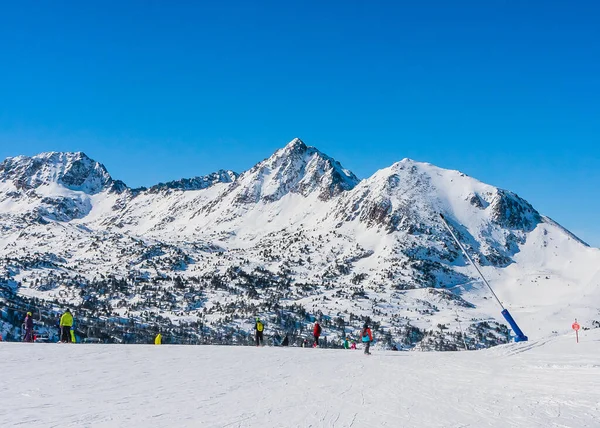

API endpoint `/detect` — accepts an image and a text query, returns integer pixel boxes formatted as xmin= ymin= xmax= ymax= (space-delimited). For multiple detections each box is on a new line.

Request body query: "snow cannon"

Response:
xmin=501 ymin=309 xmax=528 ymax=342
xmin=438 ymin=213 xmax=529 ymax=343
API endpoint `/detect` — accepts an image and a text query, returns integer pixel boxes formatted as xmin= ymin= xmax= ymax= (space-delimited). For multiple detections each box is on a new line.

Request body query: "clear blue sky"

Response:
xmin=0 ymin=1 xmax=599 ymax=246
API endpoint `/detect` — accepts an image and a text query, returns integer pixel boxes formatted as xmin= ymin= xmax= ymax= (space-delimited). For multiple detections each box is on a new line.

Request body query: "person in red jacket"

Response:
xmin=361 ymin=323 xmax=373 ymax=355
xmin=313 ymin=321 xmax=322 ymax=348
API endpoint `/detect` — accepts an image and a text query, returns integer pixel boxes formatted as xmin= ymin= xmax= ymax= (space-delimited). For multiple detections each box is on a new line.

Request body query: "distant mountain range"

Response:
xmin=1 ymin=139 xmax=598 ymax=349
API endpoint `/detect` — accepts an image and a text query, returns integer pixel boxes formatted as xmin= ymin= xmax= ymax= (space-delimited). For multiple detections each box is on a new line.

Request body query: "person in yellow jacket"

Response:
xmin=59 ymin=309 xmax=73 ymax=343
xmin=154 ymin=333 xmax=162 ymax=345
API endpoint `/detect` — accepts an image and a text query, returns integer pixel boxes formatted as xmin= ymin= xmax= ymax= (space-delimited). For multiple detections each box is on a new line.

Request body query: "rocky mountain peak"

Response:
xmin=230 ymin=138 xmax=360 ymax=203
xmin=283 ymin=137 xmax=308 ymax=152
xmin=0 ymin=151 xmax=114 ymax=195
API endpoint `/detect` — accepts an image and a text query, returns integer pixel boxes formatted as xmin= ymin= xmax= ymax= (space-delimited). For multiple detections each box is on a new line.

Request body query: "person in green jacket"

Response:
xmin=343 ymin=336 xmax=350 ymax=349
xmin=60 ymin=309 xmax=74 ymax=343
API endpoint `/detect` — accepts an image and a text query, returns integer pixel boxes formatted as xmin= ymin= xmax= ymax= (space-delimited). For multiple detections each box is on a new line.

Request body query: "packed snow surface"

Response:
xmin=2 ymin=330 xmax=599 ymax=427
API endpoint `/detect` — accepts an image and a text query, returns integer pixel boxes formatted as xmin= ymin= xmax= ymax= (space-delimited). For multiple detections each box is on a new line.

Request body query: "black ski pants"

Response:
xmin=255 ymin=331 xmax=263 ymax=346
xmin=61 ymin=326 xmax=71 ymax=343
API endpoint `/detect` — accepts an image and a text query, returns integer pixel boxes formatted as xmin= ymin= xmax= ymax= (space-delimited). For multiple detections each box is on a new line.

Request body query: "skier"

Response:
xmin=59 ymin=309 xmax=74 ymax=343
xmin=350 ymin=341 xmax=357 ymax=350
xmin=361 ymin=323 xmax=373 ymax=355
xmin=255 ymin=317 xmax=264 ymax=347
xmin=281 ymin=334 xmax=289 ymax=347
xmin=313 ymin=321 xmax=322 ymax=348
xmin=343 ymin=336 xmax=350 ymax=349
xmin=155 ymin=333 xmax=162 ymax=345
xmin=23 ymin=312 xmax=34 ymax=342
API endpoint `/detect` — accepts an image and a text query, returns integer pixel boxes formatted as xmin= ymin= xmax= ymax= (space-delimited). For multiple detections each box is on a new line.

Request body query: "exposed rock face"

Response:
xmin=490 ymin=189 xmax=541 ymax=231
xmin=0 ymin=151 xmax=113 ymax=194
xmin=148 ymin=170 xmax=238 ymax=193
xmin=228 ymin=138 xmax=359 ymax=204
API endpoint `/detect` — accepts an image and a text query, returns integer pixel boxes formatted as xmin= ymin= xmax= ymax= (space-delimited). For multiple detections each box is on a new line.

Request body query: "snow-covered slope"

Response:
xmin=0 ymin=139 xmax=598 ymax=349
xmin=1 ymin=330 xmax=599 ymax=427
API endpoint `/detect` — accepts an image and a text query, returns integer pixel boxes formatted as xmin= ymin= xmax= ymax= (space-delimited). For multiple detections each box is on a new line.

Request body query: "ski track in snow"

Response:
xmin=1 ymin=331 xmax=599 ymax=428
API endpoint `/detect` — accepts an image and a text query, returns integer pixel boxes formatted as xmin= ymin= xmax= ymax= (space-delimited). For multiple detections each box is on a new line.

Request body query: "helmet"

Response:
xmin=255 ymin=317 xmax=260 ymax=321
xmin=27 ymin=312 xmax=32 ymax=316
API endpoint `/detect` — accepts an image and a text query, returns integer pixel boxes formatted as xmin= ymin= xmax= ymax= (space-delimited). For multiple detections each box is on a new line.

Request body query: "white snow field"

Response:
xmin=1 ymin=330 xmax=599 ymax=428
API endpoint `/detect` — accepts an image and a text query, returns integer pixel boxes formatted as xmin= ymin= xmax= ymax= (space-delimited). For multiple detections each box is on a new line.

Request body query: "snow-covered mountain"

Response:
xmin=1 ymin=139 xmax=598 ymax=349
xmin=0 ymin=151 xmax=115 ymax=194
xmin=225 ymin=138 xmax=359 ymax=204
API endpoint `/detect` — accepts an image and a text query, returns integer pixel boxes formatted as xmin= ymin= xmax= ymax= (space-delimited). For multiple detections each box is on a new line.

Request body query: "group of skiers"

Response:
xmin=19 ymin=310 xmax=374 ymax=352
xmin=254 ymin=318 xmax=374 ymax=354
xmin=21 ymin=308 xmax=75 ymax=343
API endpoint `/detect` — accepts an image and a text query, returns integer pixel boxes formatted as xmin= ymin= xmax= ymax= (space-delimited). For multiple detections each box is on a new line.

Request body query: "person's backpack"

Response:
xmin=257 ymin=321 xmax=264 ymax=332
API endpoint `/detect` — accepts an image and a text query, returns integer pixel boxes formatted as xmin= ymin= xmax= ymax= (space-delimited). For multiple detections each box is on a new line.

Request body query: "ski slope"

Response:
xmin=1 ymin=330 xmax=599 ymax=427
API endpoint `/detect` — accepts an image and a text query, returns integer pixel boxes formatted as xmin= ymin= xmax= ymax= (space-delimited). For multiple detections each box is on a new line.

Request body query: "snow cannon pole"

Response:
xmin=500 ymin=308 xmax=528 ymax=343
xmin=439 ymin=213 xmax=528 ymax=343
xmin=438 ymin=214 xmax=504 ymax=309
